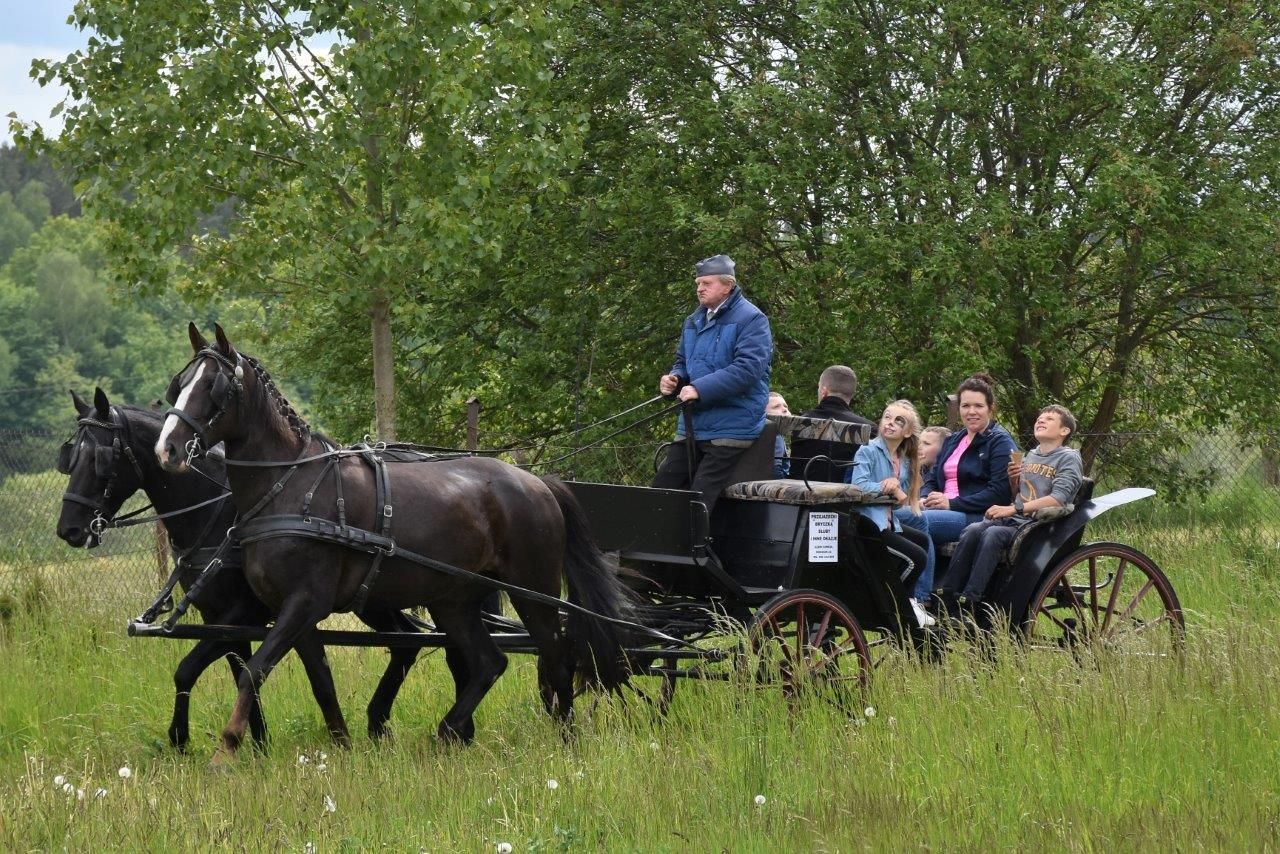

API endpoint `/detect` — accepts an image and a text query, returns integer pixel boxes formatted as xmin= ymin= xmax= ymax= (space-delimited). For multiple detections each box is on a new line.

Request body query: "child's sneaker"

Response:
xmin=908 ymin=597 xmax=937 ymax=628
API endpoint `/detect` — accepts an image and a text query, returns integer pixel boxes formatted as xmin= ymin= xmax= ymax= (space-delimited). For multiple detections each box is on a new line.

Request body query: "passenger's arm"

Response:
xmin=947 ymin=435 xmax=1014 ymax=514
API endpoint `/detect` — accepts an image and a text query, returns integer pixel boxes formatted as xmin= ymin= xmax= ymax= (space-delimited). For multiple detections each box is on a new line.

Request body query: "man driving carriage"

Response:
xmin=652 ymin=254 xmax=774 ymax=516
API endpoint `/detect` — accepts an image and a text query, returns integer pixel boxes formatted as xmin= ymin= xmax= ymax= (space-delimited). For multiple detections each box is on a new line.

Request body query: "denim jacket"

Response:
xmin=845 ymin=437 xmax=916 ymax=531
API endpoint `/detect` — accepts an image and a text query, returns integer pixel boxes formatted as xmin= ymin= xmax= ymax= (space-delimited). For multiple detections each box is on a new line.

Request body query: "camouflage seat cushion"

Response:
xmin=722 ymin=479 xmax=892 ymax=507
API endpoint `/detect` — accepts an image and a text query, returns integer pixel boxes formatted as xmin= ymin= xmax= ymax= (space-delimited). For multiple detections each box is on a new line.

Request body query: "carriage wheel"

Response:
xmin=748 ymin=589 xmax=872 ymax=703
xmin=1023 ymin=542 xmax=1184 ymax=657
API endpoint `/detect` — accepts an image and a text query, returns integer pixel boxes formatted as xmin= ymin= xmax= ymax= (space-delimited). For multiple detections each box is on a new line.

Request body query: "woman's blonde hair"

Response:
xmin=885 ymin=399 xmax=923 ymax=514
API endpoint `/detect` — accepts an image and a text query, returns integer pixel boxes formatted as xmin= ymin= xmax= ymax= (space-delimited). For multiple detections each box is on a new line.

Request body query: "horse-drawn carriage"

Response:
xmin=59 ymin=325 xmax=1185 ymax=757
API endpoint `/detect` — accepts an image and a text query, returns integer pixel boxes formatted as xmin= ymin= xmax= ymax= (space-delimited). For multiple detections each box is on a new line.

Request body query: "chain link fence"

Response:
xmin=4 ymin=425 xmax=1278 ymax=618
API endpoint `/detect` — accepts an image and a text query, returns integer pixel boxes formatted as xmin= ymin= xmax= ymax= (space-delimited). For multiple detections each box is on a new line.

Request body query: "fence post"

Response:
xmin=154 ymin=521 xmax=169 ymax=583
xmin=466 ymin=397 xmax=480 ymax=452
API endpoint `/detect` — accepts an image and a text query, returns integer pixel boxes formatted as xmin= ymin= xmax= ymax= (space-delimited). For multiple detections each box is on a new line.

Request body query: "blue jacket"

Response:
xmin=846 ymin=437 xmax=917 ymax=531
xmin=671 ymin=287 xmax=773 ymax=440
xmin=921 ymin=422 xmax=1016 ymax=513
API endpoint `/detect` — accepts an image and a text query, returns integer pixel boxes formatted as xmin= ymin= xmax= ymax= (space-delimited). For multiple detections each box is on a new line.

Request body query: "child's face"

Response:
xmin=919 ymin=431 xmax=943 ymax=466
xmin=1034 ymin=410 xmax=1070 ymax=443
xmin=879 ymin=406 xmax=911 ymax=441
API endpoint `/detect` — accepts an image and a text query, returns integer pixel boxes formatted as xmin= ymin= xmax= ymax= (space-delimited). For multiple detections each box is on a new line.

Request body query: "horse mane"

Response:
xmin=240 ymin=352 xmax=314 ymax=445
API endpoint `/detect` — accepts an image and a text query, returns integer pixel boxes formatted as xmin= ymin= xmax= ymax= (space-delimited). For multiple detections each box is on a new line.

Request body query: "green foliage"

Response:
xmin=10 ymin=0 xmax=1280 ymax=464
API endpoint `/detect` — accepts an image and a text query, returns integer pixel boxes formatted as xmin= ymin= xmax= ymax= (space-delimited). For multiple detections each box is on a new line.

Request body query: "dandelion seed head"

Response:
xmin=323 ymin=794 xmax=337 ymax=814
xmin=649 ymin=741 xmax=659 ymax=750
xmin=118 ymin=766 xmax=132 ymax=779
xmin=53 ymin=775 xmax=66 ymax=787
xmin=94 ymin=787 xmax=107 ymax=799
xmin=754 ymin=794 xmax=766 ymax=806
xmin=864 ymin=706 xmax=876 ymax=718
xmin=546 ymin=779 xmax=558 ymax=790
xmin=62 ymin=782 xmax=74 ymax=795
xmin=76 ymin=788 xmax=85 ymax=801
xmin=496 ymin=843 xmax=513 ymax=854
xmin=298 ymin=754 xmax=310 ymax=765
xmin=304 ymin=843 xmax=316 ymax=854
xmin=316 ymin=763 xmax=327 ymax=773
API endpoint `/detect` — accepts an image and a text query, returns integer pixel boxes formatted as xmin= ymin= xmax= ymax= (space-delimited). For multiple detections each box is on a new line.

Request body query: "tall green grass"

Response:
xmin=2 ymin=515 xmax=1278 ymax=850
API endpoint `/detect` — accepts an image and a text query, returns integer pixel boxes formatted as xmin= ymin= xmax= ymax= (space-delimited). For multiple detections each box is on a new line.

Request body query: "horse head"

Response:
xmin=56 ymin=387 xmax=146 ymax=548
xmin=156 ymin=323 xmax=248 ymax=472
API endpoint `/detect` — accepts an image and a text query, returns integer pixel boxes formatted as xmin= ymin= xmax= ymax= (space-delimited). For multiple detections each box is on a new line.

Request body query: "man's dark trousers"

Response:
xmin=651 ymin=440 xmax=749 ymax=518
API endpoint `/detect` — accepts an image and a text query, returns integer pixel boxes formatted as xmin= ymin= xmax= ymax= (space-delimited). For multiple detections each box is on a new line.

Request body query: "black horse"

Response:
xmin=56 ymin=388 xmax=425 ymax=750
xmin=156 ymin=324 xmax=633 ymax=762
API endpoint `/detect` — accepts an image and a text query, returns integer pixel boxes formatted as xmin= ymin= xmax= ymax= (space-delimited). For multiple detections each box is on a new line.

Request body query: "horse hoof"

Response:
xmin=437 ymin=723 xmax=475 ymax=745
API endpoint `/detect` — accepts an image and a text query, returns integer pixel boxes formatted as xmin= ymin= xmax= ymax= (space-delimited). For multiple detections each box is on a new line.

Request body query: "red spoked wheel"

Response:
xmin=1023 ymin=542 xmax=1184 ymax=657
xmin=748 ymin=589 xmax=872 ymax=703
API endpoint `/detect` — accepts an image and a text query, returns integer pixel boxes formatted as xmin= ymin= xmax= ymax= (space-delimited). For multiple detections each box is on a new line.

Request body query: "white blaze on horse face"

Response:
xmin=156 ymin=362 xmax=206 ymax=466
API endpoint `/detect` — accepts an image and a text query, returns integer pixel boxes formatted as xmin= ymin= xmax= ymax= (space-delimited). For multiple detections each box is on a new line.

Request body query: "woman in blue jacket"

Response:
xmin=846 ymin=400 xmax=935 ymax=628
xmin=920 ymin=373 xmax=1017 ymax=551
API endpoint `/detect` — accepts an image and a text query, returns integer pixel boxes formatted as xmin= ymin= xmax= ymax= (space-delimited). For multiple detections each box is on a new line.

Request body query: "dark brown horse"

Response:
xmin=156 ymin=323 xmax=632 ymax=762
xmin=56 ymin=388 xmax=426 ymax=749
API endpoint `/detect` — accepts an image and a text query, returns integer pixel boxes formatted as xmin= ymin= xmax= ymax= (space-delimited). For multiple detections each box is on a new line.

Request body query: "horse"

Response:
xmin=155 ymin=323 xmax=633 ymax=761
xmin=56 ymin=387 xmax=426 ymax=750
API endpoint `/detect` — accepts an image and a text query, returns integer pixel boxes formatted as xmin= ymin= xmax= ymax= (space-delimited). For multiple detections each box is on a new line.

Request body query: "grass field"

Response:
xmin=2 ymin=501 xmax=1279 ymax=851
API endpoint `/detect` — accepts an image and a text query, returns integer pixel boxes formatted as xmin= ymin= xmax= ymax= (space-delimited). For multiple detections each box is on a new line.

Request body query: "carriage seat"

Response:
xmin=935 ymin=478 xmax=1094 ymax=559
xmin=721 ymin=479 xmax=889 ymax=507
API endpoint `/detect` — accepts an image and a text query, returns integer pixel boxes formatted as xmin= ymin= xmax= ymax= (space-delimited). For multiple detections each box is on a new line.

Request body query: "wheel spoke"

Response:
xmin=1099 ymin=558 xmax=1128 ymax=636
xmin=1110 ymin=578 xmax=1157 ymax=633
xmin=1088 ymin=555 xmax=1099 ymax=623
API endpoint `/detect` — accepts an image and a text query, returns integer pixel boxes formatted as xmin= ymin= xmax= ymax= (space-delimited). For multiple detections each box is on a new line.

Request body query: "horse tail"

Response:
xmin=541 ymin=475 xmax=634 ymax=692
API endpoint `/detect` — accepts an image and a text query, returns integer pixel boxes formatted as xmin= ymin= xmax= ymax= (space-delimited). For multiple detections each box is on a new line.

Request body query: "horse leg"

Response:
xmin=223 ymin=644 xmax=270 ymax=749
xmin=293 ymin=629 xmax=352 ymax=748
xmin=361 ymin=610 xmax=423 ymax=740
xmin=213 ymin=598 xmax=328 ymax=764
xmin=170 ymin=639 xmax=261 ymax=751
xmin=511 ymin=600 xmax=575 ymax=724
xmin=431 ymin=605 xmax=507 ymax=744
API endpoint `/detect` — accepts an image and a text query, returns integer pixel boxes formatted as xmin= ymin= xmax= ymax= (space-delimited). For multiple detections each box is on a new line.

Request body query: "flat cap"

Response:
xmin=694 ymin=254 xmax=736 ymax=278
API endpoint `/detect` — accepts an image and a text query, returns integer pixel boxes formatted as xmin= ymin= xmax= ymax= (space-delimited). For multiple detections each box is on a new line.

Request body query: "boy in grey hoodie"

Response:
xmin=939 ymin=404 xmax=1084 ymax=609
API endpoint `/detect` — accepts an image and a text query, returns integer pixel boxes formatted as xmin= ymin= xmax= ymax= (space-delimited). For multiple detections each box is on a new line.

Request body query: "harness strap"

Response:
xmin=233 ymin=513 xmax=692 ymax=649
xmin=161 ymin=529 xmax=238 ymax=631
xmin=345 ymin=446 xmax=393 ymax=615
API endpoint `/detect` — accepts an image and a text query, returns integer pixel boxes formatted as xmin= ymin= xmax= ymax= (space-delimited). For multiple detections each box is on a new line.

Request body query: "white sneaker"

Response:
xmin=909 ymin=597 xmax=937 ymax=628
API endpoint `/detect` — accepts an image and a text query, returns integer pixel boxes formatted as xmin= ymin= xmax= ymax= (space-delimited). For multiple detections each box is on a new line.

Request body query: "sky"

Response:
xmin=1 ymin=0 xmax=85 ymax=144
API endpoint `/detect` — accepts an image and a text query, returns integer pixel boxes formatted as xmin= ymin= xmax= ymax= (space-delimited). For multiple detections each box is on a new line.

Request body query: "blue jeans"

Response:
xmin=941 ymin=519 xmax=1020 ymax=601
xmin=921 ymin=509 xmax=985 ymax=592
xmin=894 ymin=509 xmax=934 ymax=600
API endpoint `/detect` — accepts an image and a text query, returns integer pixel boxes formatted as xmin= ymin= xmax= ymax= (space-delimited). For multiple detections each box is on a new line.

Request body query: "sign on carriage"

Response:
xmin=808 ymin=512 xmax=839 ymax=562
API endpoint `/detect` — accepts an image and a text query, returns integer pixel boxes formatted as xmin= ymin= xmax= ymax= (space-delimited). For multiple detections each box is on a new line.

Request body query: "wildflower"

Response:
xmin=497 ymin=843 xmax=513 ymax=854
xmin=94 ymin=787 xmax=107 ymax=799
xmin=546 ymin=779 xmax=559 ymax=791
xmin=53 ymin=775 xmax=67 ymax=787
xmin=118 ymin=766 xmax=133 ymax=779
xmin=754 ymin=794 xmax=766 ymax=806
xmin=863 ymin=706 xmax=876 ymax=718
xmin=323 ymin=794 xmax=337 ymax=814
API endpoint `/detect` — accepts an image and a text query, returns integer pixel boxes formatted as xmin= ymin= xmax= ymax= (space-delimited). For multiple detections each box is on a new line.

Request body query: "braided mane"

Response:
xmin=241 ymin=352 xmax=311 ymax=443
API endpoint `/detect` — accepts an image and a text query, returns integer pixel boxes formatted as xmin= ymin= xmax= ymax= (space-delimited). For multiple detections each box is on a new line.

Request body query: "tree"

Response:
xmin=19 ymin=0 xmax=580 ymax=440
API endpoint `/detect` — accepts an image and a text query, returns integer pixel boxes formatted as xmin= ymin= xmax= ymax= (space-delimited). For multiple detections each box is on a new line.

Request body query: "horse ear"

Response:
xmin=70 ymin=389 xmax=91 ymax=417
xmin=213 ymin=323 xmax=238 ymax=358
xmin=93 ymin=387 xmax=110 ymax=415
xmin=189 ymin=322 xmax=210 ymax=353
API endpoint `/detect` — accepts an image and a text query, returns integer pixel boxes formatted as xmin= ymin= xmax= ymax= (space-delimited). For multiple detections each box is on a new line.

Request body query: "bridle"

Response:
xmin=165 ymin=347 xmax=244 ymax=465
xmin=58 ymin=405 xmax=147 ymax=541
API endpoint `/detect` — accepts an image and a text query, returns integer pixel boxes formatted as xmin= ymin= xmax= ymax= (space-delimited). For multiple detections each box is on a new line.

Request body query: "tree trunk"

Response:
xmin=371 ymin=291 xmax=396 ymax=441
